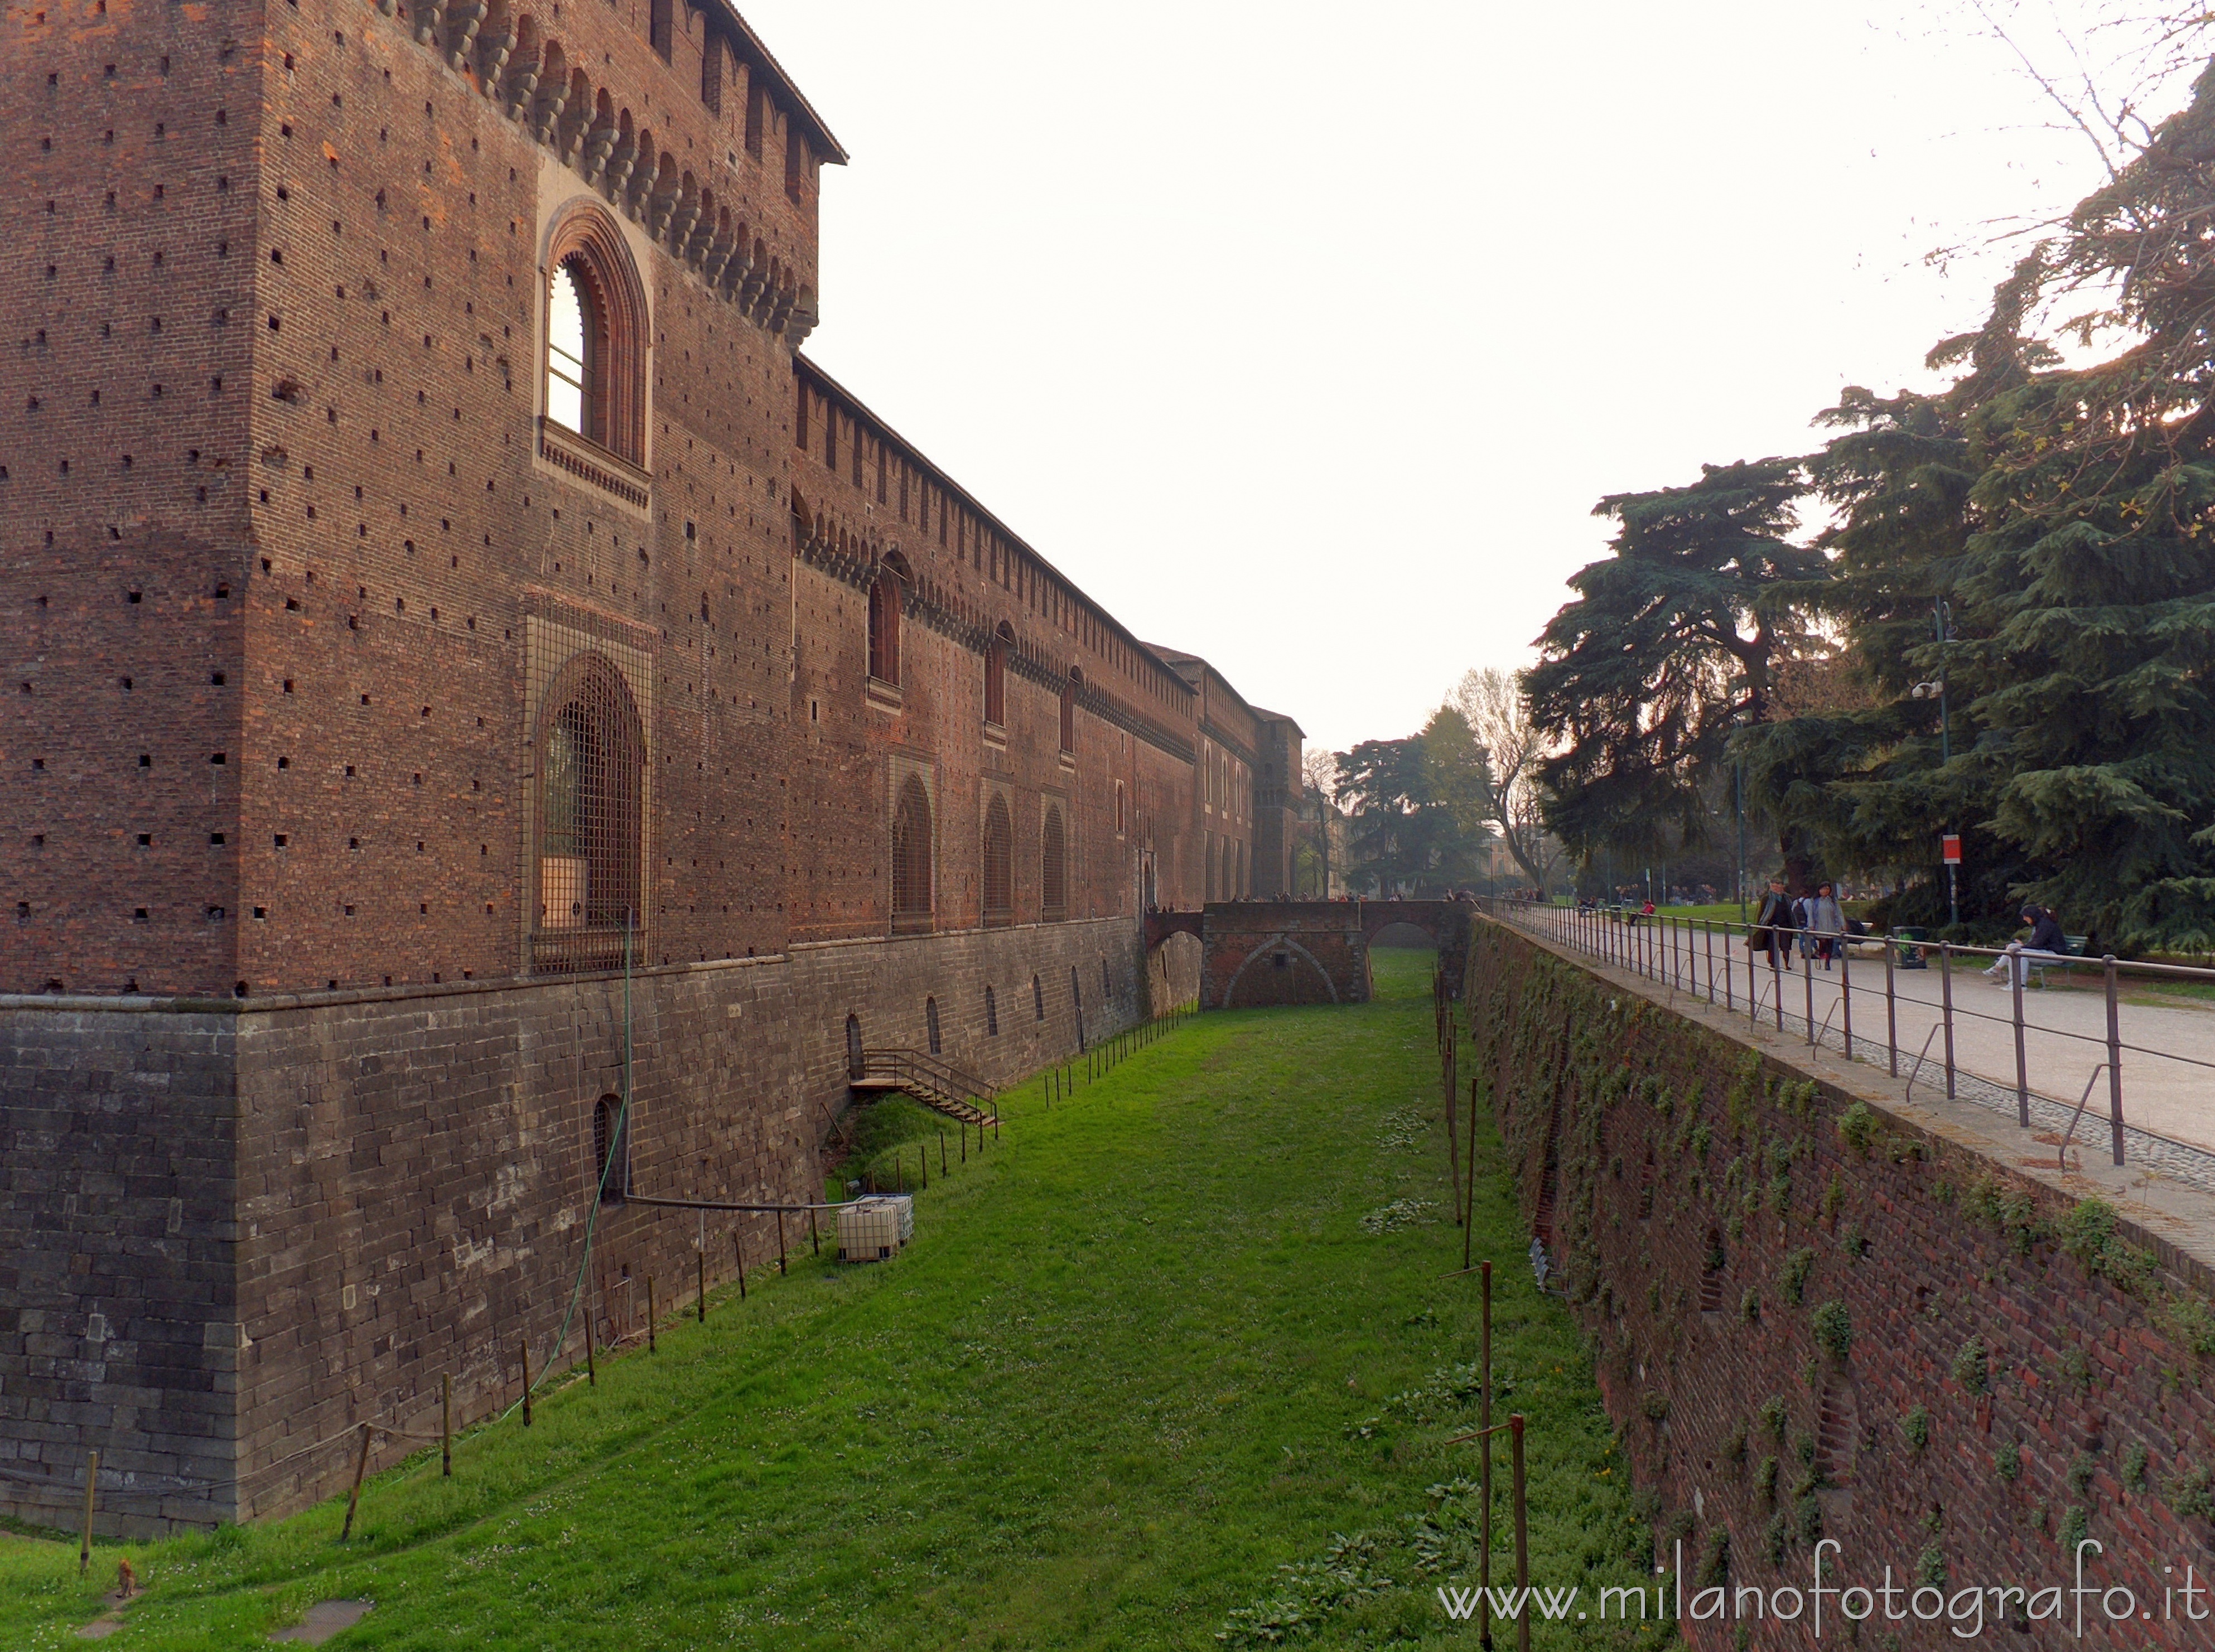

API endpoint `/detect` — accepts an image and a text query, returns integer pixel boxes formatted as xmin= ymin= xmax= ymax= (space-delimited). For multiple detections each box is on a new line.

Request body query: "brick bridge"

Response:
xmin=1145 ymin=900 xmax=1473 ymax=1009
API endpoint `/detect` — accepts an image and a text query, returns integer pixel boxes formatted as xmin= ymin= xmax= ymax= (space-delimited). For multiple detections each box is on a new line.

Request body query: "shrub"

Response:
xmin=2167 ymin=1294 xmax=2215 ymax=1357
xmin=1758 ymin=1455 xmax=1780 ymax=1507
xmin=1740 ymin=1288 xmax=1760 ymax=1323
xmin=1836 ymin=1102 xmax=1877 ymax=1156
xmin=1758 ymin=1395 xmax=1788 ymax=1442
xmin=1812 ymin=1301 xmax=1853 ymax=1363
xmin=1900 ymin=1405 xmax=1931 ymax=1454
xmin=1698 ymin=1527 xmax=1730 ymax=1590
xmin=2058 ymin=1505 xmax=2090 ymax=1552
xmin=1779 ymin=1247 xmax=1816 ymax=1306
xmin=2168 ymin=1465 xmax=2215 ymax=1522
xmin=1953 ymin=1335 xmax=1990 ymax=1394
xmin=1917 ymin=1544 xmax=1947 ymax=1587
xmin=1642 ymin=1391 xmax=1671 ymax=1422
xmin=2124 ymin=1441 xmax=2149 ymax=1493
xmin=2068 ymin=1453 xmax=2096 ymax=1499
xmin=2056 ymin=1197 xmax=2156 ymax=1287
xmin=1994 ymin=1442 xmax=2021 ymax=1481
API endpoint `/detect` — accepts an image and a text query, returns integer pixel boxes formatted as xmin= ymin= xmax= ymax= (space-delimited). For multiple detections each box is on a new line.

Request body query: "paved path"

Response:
xmin=1509 ymin=912 xmax=2215 ymax=1162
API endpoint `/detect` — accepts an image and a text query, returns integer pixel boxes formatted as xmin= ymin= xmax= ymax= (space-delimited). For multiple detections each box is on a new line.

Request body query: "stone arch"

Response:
xmin=1219 ymin=932 xmax=1339 ymax=1009
xmin=542 ymin=197 xmax=650 ymax=465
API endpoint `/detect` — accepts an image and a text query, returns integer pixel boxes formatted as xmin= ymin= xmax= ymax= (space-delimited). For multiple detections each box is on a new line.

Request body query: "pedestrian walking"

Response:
xmin=1751 ymin=877 xmax=1798 ymax=975
xmin=1806 ymin=882 xmax=1846 ymax=970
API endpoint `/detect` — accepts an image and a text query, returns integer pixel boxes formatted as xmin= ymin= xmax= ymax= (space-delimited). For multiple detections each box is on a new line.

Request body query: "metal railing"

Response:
xmin=857 ymin=1047 xmax=998 ymax=1109
xmin=1475 ymin=896 xmax=2215 ymax=1188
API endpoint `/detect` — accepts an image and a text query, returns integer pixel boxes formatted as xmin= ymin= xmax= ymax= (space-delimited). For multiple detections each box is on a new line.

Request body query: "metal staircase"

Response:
xmin=852 ymin=1048 xmax=998 ymax=1127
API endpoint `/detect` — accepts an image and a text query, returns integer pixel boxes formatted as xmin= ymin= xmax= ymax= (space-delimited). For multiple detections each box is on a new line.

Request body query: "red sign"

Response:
xmin=1942 ymin=834 xmax=1962 ymax=865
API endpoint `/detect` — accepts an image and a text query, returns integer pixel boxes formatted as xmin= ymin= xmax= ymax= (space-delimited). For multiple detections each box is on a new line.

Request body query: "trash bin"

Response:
xmin=1893 ymin=926 xmax=1929 ymax=969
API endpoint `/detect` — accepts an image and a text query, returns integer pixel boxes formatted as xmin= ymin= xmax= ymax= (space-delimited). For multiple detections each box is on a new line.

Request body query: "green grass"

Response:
xmin=2 ymin=950 xmax=1660 ymax=1651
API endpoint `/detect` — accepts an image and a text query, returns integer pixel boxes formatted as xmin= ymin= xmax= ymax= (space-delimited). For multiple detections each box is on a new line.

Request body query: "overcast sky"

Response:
xmin=740 ymin=0 xmax=2154 ymax=758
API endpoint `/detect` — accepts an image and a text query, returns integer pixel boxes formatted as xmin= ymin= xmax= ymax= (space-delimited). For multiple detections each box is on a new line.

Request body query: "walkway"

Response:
xmin=1489 ymin=904 xmax=2215 ymax=1190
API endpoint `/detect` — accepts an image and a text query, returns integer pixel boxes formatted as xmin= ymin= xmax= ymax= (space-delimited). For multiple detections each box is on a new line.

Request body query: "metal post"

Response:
xmin=1706 ymin=920 xmax=1716 ymax=1005
xmin=1803 ymin=943 xmax=1816 ymax=1047
xmin=1884 ymin=929 xmax=1898 ymax=1078
xmin=1940 ymin=942 xmax=1956 ymax=1100
xmin=78 ymin=1450 xmax=98 ymax=1576
xmin=2105 ymin=957 xmax=2125 ymax=1166
xmin=1838 ymin=922 xmax=1852 ymax=1061
xmin=2011 ymin=954 xmax=2029 ymax=1128
xmin=442 ymin=1373 xmax=453 ymax=1473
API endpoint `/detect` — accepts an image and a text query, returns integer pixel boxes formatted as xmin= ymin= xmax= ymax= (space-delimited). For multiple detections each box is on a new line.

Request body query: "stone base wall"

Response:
xmin=2 ymin=917 xmax=1142 ymax=1535
xmin=1465 ymin=916 xmax=2215 ymax=1649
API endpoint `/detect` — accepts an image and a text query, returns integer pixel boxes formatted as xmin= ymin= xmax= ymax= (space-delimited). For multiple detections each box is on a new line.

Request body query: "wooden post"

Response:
xmin=961 ymin=1123 xmax=967 ymax=1163
xmin=1511 ymin=1414 xmax=1531 ymax=1652
xmin=697 ymin=1247 xmax=708 ymax=1322
xmin=1445 ymin=1067 xmax=1463 ymax=1230
xmin=920 ymin=1143 xmax=927 ymax=1191
xmin=519 ymin=1340 xmax=533 ymax=1427
xmin=993 ymin=1114 xmax=1000 ymax=1143
xmin=1464 ymin=1076 xmax=1479 ymax=1271
xmin=940 ymin=1128 xmax=948 ymax=1174
xmin=776 ymin=1210 xmax=788 ymax=1274
xmin=585 ymin=1321 xmax=597 ymax=1388
xmin=341 ymin=1424 xmax=371 ymax=1540
xmin=78 ymin=1450 xmax=98 ymax=1576
xmin=809 ymin=1208 xmax=821 ymax=1255
xmin=1480 ymin=1263 xmax=1493 ymax=1650
xmin=896 ymin=1151 xmax=904 ymax=1195
xmin=647 ymin=1277 xmax=657 ymax=1352
xmin=441 ymin=1374 xmax=453 ymax=1474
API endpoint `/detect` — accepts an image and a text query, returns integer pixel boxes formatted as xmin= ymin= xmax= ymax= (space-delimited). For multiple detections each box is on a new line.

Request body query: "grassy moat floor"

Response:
xmin=3 ymin=951 xmax=1663 ymax=1650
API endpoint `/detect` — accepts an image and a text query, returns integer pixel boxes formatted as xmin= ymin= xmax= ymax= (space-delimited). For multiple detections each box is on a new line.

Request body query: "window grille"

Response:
xmin=1070 ymin=965 xmax=1086 ymax=1050
xmin=982 ymin=794 xmax=1012 ymax=924
xmin=891 ymin=775 xmax=932 ymax=932
xmin=1041 ymin=804 xmax=1066 ymax=920
xmin=925 ymin=996 xmax=942 ymax=1055
xmin=592 ymin=1094 xmax=628 ymax=1202
xmin=1031 ymin=974 xmax=1044 ymax=1020
xmin=846 ymin=1013 xmax=863 ymax=1080
xmin=532 ymin=652 xmax=644 ymax=974
xmin=985 ymin=984 xmax=998 ymax=1036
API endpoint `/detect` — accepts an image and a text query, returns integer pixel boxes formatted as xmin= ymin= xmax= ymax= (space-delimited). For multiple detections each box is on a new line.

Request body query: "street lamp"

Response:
xmin=1913 ymin=597 xmax=1958 ymax=926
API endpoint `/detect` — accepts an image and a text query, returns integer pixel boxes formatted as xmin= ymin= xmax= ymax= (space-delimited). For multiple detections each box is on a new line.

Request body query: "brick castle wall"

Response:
xmin=3 ymin=916 xmax=1150 ymax=1535
xmin=1466 ymin=917 xmax=2215 ymax=1647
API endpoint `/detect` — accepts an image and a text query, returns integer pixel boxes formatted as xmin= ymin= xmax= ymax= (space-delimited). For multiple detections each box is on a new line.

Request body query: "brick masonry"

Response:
xmin=1196 ymin=900 xmax=1472 ymax=1010
xmin=1466 ymin=916 xmax=2215 ymax=1646
xmin=1 ymin=914 xmax=1155 ymax=1535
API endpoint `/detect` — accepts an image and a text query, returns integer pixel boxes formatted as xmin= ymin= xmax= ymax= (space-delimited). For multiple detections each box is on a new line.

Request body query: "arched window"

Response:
xmin=534 ymin=653 xmax=645 ymax=972
xmin=1059 ymin=668 xmax=1078 ymax=754
xmin=982 ymin=794 xmax=1013 ymax=925
xmin=891 ymin=774 xmax=933 ymax=931
xmin=985 ymin=622 xmax=1012 ymax=726
xmin=985 ymin=984 xmax=999 ymax=1036
xmin=1041 ymin=803 xmax=1066 ymax=920
xmin=547 ymin=261 xmax=594 ymax=437
xmin=868 ymin=560 xmax=904 ymax=685
xmin=1101 ymin=957 xmax=1111 ymax=999
xmin=1070 ymin=964 xmax=1086 ymax=1050
xmin=846 ymin=1012 xmax=864 ymax=1080
xmin=592 ymin=1094 xmax=628 ymax=1202
xmin=925 ymin=995 xmax=942 ymax=1055
xmin=1031 ymin=973 xmax=1044 ymax=1021
xmin=542 ymin=204 xmax=648 ymax=465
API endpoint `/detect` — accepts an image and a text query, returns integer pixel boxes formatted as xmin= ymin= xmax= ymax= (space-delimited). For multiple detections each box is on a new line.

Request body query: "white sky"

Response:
xmin=740 ymin=0 xmax=2159 ymax=758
